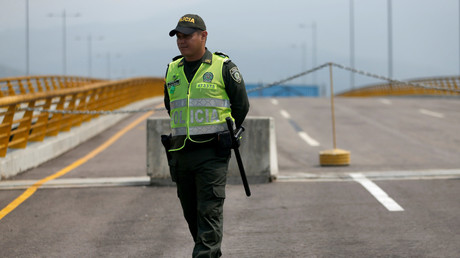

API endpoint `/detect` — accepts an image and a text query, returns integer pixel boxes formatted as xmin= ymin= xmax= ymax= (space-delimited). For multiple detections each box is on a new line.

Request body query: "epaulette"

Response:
xmin=214 ymin=51 xmax=231 ymax=63
xmin=214 ymin=51 xmax=229 ymax=58
xmin=172 ymin=55 xmax=183 ymax=61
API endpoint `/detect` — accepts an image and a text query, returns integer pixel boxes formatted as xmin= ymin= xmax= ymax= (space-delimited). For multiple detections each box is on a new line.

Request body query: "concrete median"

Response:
xmin=147 ymin=117 xmax=278 ymax=185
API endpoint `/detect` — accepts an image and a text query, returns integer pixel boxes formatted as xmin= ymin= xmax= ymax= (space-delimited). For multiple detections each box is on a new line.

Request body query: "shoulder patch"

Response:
xmin=229 ymin=66 xmax=242 ymax=84
xmin=214 ymin=51 xmax=229 ymax=58
xmin=172 ymin=55 xmax=183 ymax=61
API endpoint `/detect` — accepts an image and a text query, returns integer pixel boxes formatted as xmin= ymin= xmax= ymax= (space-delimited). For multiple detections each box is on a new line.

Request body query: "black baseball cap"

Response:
xmin=169 ymin=14 xmax=206 ymax=37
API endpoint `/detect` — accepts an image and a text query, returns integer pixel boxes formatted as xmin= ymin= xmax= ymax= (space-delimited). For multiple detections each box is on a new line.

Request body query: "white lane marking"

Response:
xmin=0 ymin=177 xmax=151 ymax=190
xmin=279 ymin=110 xmax=320 ymax=146
xmin=280 ymin=109 xmax=291 ymax=119
xmin=275 ymin=101 xmax=320 ymax=147
xmin=349 ymin=173 xmax=404 ymax=212
xmin=275 ymin=169 xmax=460 ymax=182
xmin=379 ymin=98 xmax=392 ymax=105
xmin=419 ymin=109 xmax=444 ymax=118
xmin=298 ymin=132 xmax=320 ymax=146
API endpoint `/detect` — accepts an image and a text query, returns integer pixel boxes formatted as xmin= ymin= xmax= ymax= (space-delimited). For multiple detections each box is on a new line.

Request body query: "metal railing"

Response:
xmin=0 ymin=75 xmax=104 ymax=97
xmin=338 ymin=76 xmax=460 ymax=97
xmin=0 ymin=76 xmax=164 ymax=157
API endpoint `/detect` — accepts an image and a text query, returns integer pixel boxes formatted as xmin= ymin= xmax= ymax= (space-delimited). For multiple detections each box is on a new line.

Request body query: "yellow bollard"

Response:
xmin=319 ymin=63 xmax=350 ymax=166
xmin=319 ymin=148 xmax=350 ymax=166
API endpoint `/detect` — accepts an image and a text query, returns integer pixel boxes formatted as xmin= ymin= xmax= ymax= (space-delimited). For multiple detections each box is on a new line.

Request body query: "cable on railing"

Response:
xmin=17 ymin=106 xmax=167 ymax=115
xmin=330 ymin=62 xmax=460 ymax=94
xmin=247 ymin=62 xmax=460 ymax=95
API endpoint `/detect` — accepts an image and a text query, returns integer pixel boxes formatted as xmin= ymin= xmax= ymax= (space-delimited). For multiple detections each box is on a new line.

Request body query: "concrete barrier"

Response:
xmin=147 ymin=116 xmax=278 ymax=185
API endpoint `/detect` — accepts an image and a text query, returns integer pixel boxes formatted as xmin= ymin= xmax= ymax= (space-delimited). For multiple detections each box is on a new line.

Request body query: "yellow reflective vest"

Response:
xmin=165 ymin=53 xmax=234 ymax=151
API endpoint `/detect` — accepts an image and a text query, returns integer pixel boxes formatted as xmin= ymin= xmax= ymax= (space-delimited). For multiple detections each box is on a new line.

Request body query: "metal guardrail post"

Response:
xmin=47 ymin=96 xmax=65 ymax=137
xmin=9 ymin=101 xmax=34 ymax=149
xmin=29 ymin=98 xmax=51 ymax=142
xmin=0 ymin=105 xmax=15 ymax=156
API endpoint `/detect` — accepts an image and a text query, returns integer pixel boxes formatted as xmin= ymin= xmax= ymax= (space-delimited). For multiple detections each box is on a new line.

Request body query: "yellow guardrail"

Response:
xmin=0 ymin=75 xmax=104 ymax=97
xmin=0 ymin=76 xmax=164 ymax=157
xmin=338 ymin=76 xmax=460 ymax=97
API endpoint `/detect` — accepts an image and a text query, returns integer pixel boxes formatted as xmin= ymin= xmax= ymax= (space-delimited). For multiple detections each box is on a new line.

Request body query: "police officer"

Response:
xmin=164 ymin=14 xmax=249 ymax=257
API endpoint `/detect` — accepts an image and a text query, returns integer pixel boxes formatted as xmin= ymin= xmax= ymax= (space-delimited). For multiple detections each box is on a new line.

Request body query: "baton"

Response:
xmin=226 ymin=117 xmax=251 ymax=197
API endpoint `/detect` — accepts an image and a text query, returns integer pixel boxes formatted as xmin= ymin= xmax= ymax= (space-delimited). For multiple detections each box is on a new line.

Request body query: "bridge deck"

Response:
xmin=1 ymin=97 xmax=459 ymax=257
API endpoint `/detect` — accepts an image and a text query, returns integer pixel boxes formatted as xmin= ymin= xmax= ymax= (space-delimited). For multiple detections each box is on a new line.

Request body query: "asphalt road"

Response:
xmin=1 ymin=97 xmax=459 ymax=257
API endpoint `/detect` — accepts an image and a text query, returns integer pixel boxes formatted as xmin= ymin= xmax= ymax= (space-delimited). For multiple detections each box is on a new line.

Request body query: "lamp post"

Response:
xmin=299 ymin=22 xmax=318 ymax=85
xmin=301 ymin=41 xmax=307 ymax=85
xmin=290 ymin=43 xmax=307 ymax=85
xmin=25 ymin=0 xmax=30 ymax=75
xmin=312 ymin=22 xmax=317 ymax=85
xmin=106 ymin=52 xmax=111 ymax=79
xmin=48 ymin=10 xmax=80 ymax=75
xmin=76 ymin=35 xmax=104 ymax=77
xmin=350 ymin=0 xmax=355 ymax=89
xmin=98 ymin=52 xmax=121 ymax=79
xmin=387 ymin=0 xmax=393 ymax=80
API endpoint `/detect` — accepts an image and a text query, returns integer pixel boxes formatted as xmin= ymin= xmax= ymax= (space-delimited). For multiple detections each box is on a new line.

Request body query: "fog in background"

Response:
xmin=1 ymin=0 xmax=459 ymax=94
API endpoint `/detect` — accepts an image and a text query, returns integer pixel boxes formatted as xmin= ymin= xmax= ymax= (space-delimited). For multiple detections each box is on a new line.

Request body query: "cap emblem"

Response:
xmin=179 ymin=16 xmax=195 ymax=23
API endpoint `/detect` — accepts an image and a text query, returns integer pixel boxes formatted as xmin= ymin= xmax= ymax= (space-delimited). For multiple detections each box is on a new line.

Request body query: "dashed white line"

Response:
xmin=298 ymin=132 xmax=320 ymax=146
xmin=280 ymin=109 xmax=291 ymax=119
xmin=271 ymin=99 xmax=279 ymax=105
xmin=349 ymin=173 xmax=404 ymax=212
xmin=419 ymin=109 xmax=444 ymax=118
xmin=379 ymin=98 xmax=392 ymax=105
xmin=279 ymin=109 xmax=320 ymax=147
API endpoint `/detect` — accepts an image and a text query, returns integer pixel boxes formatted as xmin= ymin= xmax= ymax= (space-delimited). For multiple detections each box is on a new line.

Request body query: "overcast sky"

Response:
xmin=0 ymin=0 xmax=459 ymax=94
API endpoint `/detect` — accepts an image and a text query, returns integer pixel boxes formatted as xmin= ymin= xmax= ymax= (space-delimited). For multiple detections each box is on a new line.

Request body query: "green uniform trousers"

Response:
xmin=170 ymin=146 xmax=229 ymax=258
